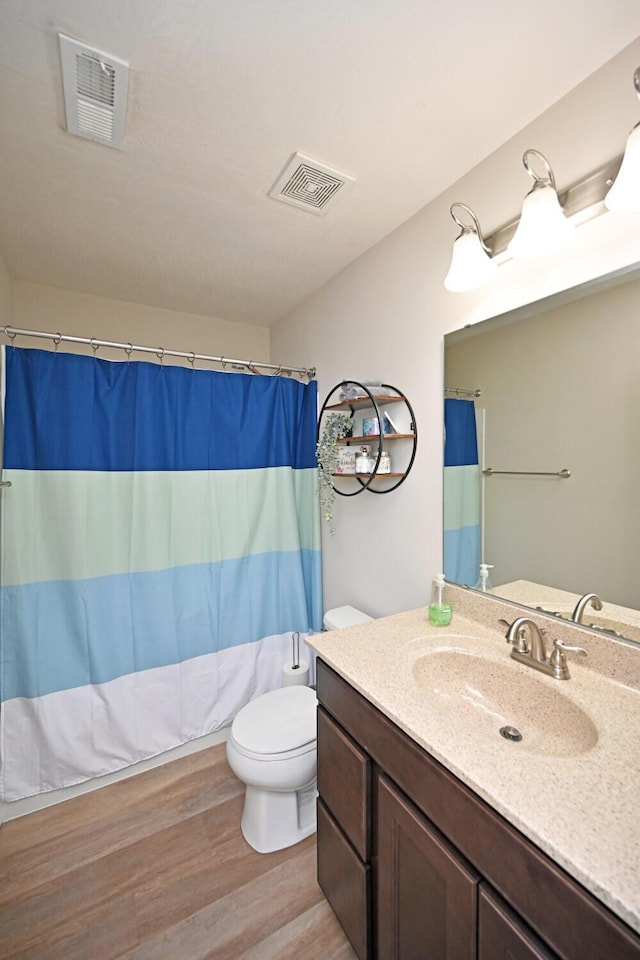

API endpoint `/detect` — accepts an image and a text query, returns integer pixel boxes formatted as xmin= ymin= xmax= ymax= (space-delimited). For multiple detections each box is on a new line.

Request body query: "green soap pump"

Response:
xmin=428 ymin=573 xmax=453 ymax=626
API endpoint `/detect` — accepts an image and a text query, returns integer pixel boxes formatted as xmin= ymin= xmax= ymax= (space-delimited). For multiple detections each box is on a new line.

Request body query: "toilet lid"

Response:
xmin=231 ymin=686 xmax=317 ymax=756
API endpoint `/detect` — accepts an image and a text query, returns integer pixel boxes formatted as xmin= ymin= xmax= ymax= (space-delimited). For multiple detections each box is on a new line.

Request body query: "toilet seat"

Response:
xmin=229 ymin=733 xmax=315 ymax=763
xmin=230 ymin=685 xmax=317 ymax=757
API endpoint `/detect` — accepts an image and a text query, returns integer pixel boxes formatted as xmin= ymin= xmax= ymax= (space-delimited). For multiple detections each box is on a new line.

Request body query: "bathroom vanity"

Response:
xmin=308 ymin=591 xmax=640 ymax=959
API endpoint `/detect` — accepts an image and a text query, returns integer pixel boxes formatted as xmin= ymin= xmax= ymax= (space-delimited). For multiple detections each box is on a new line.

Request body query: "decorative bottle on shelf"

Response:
xmin=377 ymin=450 xmax=391 ymax=474
xmin=355 ymin=445 xmax=374 ymax=473
xmin=428 ymin=573 xmax=453 ymax=626
xmin=474 ymin=563 xmax=494 ymax=592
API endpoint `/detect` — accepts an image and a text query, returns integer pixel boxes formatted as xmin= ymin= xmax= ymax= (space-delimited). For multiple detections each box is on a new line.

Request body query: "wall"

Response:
xmin=0 ymin=251 xmax=12 ymax=325
xmin=271 ymin=38 xmax=640 ymax=620
xmin=445 ymin=272 xmax=640 ymax=608
xmin=11 ymin=281 xmax=270 ymax=364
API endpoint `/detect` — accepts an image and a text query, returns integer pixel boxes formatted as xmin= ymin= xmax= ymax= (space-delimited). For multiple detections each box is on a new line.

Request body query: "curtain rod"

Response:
xmin=1 ymin=325 xmax=316 ymax=380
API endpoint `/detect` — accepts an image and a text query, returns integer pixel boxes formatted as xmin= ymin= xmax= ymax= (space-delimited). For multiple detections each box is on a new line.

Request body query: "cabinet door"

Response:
xmin=478 ymin=886 xmax=558 ymax=960
xmin=377 ymin=775 xmax=479 ymax=960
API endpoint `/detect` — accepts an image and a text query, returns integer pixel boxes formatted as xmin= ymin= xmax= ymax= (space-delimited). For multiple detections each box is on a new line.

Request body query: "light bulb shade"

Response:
xmin=444 ymin=229 xmax=497 ymax=292
xmin=605 ymin=123 xmax=640 ymax=213
xmin=507 ymin=183 xmax=573 ymax=260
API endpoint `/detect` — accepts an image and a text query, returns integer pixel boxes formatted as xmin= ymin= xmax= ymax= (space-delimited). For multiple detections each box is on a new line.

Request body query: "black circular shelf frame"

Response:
xmin=317 ymin=380 xmax=417 ymax=497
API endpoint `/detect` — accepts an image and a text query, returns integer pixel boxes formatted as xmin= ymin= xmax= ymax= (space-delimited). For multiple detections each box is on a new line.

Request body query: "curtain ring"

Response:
xmin=188 ymin=351 xmax=196 ymax=370
xmin=124 ymin=343 xmax=133 ymax=362
xmin=220 ymin=356 xmax=227 ymax=370
xmin=5 ymin=327 xmax=16 ymax=341
xmin=53 ymin=332 xmax=62 ymax=353
xmin=90 ymin=338 xmax=99 ymax=356
xmin=156 ymin=347 xmax=165 ymax=364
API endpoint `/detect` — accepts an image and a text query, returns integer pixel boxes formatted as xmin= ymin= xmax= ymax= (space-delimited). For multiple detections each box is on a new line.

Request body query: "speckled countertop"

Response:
xmin=307 ymin=586 xmax=640 ymax=934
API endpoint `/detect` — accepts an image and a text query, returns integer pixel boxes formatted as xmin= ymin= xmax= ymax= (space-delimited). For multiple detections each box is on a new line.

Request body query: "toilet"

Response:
xmin=226 ymin=605 xmax=372 ymax=853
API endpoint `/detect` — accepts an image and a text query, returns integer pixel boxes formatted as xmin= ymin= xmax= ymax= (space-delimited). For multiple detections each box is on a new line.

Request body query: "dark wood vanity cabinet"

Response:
xmin=316 ymin=659 xmax=640 ymax=960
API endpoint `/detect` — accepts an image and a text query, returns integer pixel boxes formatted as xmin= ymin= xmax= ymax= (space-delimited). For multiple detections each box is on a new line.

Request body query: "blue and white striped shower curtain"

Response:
xmin=0 ymin=347 xmax=322 ymax=801
xmin=443 ymin=398 xmax=481 ymax=587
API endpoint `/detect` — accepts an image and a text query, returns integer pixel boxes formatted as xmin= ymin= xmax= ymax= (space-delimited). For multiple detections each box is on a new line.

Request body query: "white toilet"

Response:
xmin=226 ymin=606 xmax=372 ymax=853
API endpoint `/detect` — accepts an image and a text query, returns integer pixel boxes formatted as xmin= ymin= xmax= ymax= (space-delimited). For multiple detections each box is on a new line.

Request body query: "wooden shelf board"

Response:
xmin=331 ymin=472 xmax=406 ymax=479
xmin=338 ymin=433 xmax=414 ymax=444
xmin=326 ymin=394 xmax=404 ymax=410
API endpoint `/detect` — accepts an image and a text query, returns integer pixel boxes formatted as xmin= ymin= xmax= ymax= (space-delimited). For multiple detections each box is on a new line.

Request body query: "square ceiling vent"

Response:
xmin=59 ymin=33 xmax=129 ymax=149
xmin=269 ymin=152 xmax=355 ymax=214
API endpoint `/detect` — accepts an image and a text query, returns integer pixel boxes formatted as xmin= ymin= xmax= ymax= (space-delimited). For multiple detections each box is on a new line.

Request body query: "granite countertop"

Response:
xmin=307 ymin=590 xmax=640 ymax=934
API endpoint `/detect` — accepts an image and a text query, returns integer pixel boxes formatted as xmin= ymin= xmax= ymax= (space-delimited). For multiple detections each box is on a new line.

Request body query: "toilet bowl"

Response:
xmin=227 ymin=608 xmax=371 ymax=854
xmin=226 ymin=685 xmax=317 ymax=853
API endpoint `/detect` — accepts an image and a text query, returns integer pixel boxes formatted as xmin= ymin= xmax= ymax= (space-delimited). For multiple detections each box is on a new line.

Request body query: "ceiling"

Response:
xmin=0 ymin=2 xmax=639 ymax=328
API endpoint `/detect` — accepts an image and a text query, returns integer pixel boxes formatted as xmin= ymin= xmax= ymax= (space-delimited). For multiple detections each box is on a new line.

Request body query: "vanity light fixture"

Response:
xmin=507 ymin=150 xmax=573 ymax=260
xmin=605 ymin=67 xmax=640 ymax=213
xmin=443 ymin=203 xmax=497 ymax=292
xmin=445 ymin=65 xmax=640 ymax=292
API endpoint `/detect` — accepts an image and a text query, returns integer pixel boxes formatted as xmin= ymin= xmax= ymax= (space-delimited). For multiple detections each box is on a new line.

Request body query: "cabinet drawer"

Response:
xmin=479 ymin=885 xmax=558 ymax=960
xmin=317 ymin=800 xmax=370 ymax=960
xmin=317 ymin=706 xmax=370 ymax=860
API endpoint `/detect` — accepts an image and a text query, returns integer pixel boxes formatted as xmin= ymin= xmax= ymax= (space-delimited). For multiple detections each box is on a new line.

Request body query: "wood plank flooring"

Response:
xmin=0 ymin=743 xmax=357 ymax=959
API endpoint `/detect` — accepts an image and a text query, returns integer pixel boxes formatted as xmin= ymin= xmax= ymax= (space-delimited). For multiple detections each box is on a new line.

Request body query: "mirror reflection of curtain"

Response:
xmin=0 ymin=346 xmax=321 ymax=802
xmin=443 ymin=398 xmax=480 ymax=586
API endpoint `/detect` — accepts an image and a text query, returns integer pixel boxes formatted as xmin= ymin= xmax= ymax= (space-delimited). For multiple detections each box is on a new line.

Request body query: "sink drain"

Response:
xmin=500 ymin=725 xmax=523 ymax=742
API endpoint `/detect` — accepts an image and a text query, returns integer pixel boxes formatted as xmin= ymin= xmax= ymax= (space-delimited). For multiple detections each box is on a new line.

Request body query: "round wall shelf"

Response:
xmin=317 ymin=381 xmax=417 ymax=496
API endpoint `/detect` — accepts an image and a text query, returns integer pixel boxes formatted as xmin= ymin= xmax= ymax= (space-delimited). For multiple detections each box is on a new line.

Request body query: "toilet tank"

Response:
xmin=323 ymin=605 xmax=372 ymax=630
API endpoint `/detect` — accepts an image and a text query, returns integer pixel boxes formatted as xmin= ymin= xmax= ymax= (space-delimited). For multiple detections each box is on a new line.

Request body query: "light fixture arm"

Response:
xmin=449 ymin=202 xmax=492 ymax=255
xmin=522 ymin=149 xmax=556 ymax=190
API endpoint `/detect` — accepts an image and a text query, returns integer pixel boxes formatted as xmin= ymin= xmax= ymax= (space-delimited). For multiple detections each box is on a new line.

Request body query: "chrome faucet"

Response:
xmin=571 ymin=593 xmax=603 ymax=623
xmin=502 ymin=616 xmax=587 ymax=680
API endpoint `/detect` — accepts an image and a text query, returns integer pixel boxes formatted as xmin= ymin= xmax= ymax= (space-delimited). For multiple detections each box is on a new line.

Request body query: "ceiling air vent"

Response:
xmin=269 ymin=152 xmax=355 ymax=215
xmin=58 ymin=33 xmax=129 ymax=149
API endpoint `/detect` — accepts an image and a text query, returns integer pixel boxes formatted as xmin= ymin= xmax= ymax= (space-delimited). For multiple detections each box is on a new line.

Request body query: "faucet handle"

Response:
xmin=500 ymin=617 xmax=530 ymax=654
xmin=553 ymin=639 xmax=588 ymax=657
xmin=549 ymin=638 xmax=588 ymax=680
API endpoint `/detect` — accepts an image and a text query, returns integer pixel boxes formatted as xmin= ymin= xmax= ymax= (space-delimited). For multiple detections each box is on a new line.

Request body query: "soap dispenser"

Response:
xmin=474 ymin=563 xmax=494 ymax=593
xmin=428 ymin=573 xmax=453 ymax=626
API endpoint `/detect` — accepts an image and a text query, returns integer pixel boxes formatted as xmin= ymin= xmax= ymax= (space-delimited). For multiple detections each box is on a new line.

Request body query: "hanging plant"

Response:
xmin=316 ymin=411 xmax=354 ymax=533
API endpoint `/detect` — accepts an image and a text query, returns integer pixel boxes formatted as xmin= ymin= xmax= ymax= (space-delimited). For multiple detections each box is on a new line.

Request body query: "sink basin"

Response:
xmin=411 ymin=644 xmax=598 ymax=757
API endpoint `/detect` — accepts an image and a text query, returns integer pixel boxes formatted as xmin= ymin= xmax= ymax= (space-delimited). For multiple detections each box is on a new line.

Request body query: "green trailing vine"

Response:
xmin=316 ymin=411 xmax=354 ymax=533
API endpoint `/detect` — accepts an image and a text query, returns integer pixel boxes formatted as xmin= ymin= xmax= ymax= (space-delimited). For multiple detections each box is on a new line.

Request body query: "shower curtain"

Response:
xmin=0 ymin=346 xmax=322 ymax=802
xmin=443 ymin=397 xmax=481 ymax=587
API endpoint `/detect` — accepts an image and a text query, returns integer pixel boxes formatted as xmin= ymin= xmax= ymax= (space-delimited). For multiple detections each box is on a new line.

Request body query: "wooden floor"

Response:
xmin=0 ymin=744 xmax=357 ymax=959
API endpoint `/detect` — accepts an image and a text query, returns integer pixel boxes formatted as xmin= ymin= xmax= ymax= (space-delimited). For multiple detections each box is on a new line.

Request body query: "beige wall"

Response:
xmin=12 ymin=281 xmax=270 ymax=366
xmin=446 ymin=273 xmax=640 ymax=609
xmin=0 ymin=251 xmax=12 ymax=325
xmin=271 ymin=38 xmax=640 ymax=619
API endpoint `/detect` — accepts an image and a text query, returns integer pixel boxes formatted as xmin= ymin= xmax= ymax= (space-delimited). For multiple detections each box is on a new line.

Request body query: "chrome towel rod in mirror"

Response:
xmin=444 ymin=387 xmax=482 ymax=398
xmin=483 ymin=467 xmax=571 ymax=479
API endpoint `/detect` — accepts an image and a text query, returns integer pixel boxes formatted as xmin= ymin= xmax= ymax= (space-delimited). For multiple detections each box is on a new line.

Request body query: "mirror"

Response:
xmin=444 ymin=261 xmax=640 ymax=646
